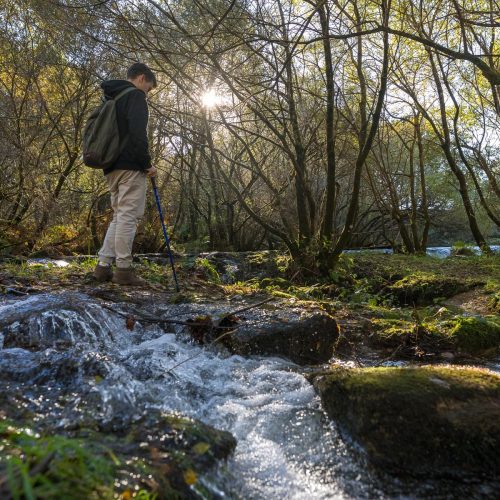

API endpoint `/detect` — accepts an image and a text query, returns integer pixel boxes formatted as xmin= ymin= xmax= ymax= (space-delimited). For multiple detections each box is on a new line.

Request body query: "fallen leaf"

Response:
xmin=192 ymin=442 xmax=211 ymax=455
xmin=126 ymin=315 xmax=136 ymax=330
xmin=183 ymin=468 xmax=197 ymax=485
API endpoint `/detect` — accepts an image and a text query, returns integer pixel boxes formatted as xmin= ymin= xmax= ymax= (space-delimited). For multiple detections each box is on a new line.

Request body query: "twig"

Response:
xmin=2 ymin=287 xmax=29 ymax=296
xmin=100 ymin=303 xmax=199 ymax=327
xmin=164 ymin=328 xmax=238 ymax=374
xmin=225 ymin=296 xmax=274 ymax=316
xmin=100 ymin=296 xmax=276 ymax=328
xmin=373 ymin=344 xmax=404 ymax=367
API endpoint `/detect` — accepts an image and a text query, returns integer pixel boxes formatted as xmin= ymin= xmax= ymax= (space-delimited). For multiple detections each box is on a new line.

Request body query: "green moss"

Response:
xmin=259 ymin=277 xmax=290 ymax=289
xmin=443 ymin=316 xmax=500 ymax=354
xmin=195 ymin=257 xmax=222 ymax=284
xmin=246 ymin=251 xmax=269 ymax=265
xmin=335 ymin=365 xmax=500 ymax=393
xmin=365 ymin=304 xmax=411 ymax=320
xmin=370 ymin=318 xmax=415 ymax=344
xmin=484 ymin=279 xmax=500 ymax=313
xmin=387 ymin=271 xmax=472 ymax=305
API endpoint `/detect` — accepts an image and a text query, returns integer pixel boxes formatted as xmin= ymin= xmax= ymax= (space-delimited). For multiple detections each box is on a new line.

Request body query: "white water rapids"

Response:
xmin=118 ymin=332 xmax=379 ymax=499
xmin=0 ymin=293 xmax=381 ymax=499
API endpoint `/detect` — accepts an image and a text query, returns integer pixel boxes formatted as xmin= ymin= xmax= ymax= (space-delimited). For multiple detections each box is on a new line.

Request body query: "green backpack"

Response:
xmin=82 ymin=86 xmax=135 ymax=169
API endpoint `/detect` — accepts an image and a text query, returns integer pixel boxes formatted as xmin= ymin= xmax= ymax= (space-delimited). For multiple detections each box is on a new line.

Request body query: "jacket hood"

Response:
xmin=101 ymin=79 xmax=137 ymax=99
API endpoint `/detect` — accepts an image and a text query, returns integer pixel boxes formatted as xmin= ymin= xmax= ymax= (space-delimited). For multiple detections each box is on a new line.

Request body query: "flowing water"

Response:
xmin=0 ymin=292 xmax=496 ymax=498
xmin=0 ymin=292 xmax=384 ymax=499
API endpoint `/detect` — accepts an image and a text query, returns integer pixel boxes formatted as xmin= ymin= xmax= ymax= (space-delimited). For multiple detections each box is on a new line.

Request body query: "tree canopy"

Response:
xmin=1 ymin=0 xmax=499 ymax=265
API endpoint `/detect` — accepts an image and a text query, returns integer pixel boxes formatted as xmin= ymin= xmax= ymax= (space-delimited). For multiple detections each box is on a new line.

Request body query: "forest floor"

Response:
xmin=1 ymin=250 xmax=499 ymax=364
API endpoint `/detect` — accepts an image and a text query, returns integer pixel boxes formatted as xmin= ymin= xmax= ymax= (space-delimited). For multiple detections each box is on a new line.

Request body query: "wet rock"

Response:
xmin=312 ymin=366 xmax=500 ymax=479
xmin=0 ymin=293 xmax=122 ymax=351
xmin=225 ymin=307 xmax=339 ymax=365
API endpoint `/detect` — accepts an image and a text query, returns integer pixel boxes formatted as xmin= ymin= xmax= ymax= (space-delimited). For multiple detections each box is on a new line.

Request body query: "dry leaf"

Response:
xmin=126 ymin=315 xmax=136 ymax=330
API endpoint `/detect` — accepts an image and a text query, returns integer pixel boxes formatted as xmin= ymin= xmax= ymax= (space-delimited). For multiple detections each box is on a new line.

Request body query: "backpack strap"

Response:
xmin=114 ymin=86 xmax=136 ymax=101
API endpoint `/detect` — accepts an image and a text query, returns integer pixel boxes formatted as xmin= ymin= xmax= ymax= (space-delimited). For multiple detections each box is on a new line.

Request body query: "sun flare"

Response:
xmin=201 ymin=89 xmax=220 ymax=108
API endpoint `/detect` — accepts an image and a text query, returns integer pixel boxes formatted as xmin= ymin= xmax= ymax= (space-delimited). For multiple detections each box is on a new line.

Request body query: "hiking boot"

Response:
xmin=94 ymin=264 xmax=113 ymax=282
xmin=112 ymin=267 xmax=147 ymax=286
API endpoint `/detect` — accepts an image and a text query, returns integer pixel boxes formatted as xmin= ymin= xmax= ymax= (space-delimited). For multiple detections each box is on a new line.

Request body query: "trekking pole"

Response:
xmin=150 ymin=177 xmax=180 ymax=292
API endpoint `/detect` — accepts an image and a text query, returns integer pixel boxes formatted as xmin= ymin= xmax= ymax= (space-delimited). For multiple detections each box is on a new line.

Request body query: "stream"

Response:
xmin=0 ymin=292 xmax=496 ymax=498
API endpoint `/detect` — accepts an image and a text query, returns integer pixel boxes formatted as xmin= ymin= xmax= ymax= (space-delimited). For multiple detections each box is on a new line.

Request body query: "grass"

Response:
xmin=0 ymin=419 xmax=117 ymax=499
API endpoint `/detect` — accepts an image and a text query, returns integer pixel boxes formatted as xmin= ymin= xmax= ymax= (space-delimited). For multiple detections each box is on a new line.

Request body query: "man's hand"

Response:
xmin=145 ymin=166 xmax=157 ymax=178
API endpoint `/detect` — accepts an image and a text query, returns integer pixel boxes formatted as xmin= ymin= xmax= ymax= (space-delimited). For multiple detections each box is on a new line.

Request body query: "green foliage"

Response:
xmin=0 ymin=420 xmax=115 ymax=499
xmin=195 ymin=257 xmax=222 ymax=284
xmin=139 ymin=260 xmax=171 ymax=284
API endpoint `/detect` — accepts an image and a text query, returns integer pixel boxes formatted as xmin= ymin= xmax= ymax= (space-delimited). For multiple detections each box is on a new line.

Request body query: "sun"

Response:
xmin=201 ymin=89 xmax=220 ymax=108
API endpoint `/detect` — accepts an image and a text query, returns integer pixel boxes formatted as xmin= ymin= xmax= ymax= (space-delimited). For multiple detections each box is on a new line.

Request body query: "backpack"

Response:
xmin=82 ymin=86 xmax=136 ymax=169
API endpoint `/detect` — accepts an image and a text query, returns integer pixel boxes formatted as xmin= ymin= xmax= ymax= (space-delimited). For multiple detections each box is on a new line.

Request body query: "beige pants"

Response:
xmin=98 ymin=170 xmax=147 ymax=268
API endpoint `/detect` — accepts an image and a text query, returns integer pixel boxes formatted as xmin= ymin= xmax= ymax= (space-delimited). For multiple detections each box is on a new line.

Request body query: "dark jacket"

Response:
xmin=100 ymin=79 xmax=152 ymax=175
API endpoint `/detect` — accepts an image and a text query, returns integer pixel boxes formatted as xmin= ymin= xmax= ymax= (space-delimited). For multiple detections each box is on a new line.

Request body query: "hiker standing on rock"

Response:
xmin=91 ymin=63 xmax=157 ymax=286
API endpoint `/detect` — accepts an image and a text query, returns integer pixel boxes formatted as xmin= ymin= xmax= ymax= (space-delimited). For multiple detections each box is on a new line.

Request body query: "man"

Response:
xmin=93 ymin=63 xmax=157 ymax=285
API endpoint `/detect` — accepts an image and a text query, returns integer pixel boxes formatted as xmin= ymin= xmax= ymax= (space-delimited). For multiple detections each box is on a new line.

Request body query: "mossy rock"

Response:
xmin=451 ymin=246 xmax=477 ymax=257
xmin=367 ymin=315 xmax=500 ymax=357
xmin=440 ymin=316 xmax=500 ymax=354
xmin=386 ymin=272 xmax=473 ymax=306
xmin=489 ymin=292 xmax=500 ymax=314
xmin=196 ymin=251 xmax=284 ymax=283
xmin=368 ymin=318 xmax=415 ymax=347
xmin=0 ymin=410 xmax=236 ymax=499
xmin=313 ymin=366 xmax=500 ymax=479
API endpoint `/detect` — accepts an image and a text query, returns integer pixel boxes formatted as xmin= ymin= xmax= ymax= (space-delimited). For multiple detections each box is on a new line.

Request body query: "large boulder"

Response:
xmin=312 ymin=366 xmax=500 ymax=479
xmin=225 ymin=307 xmax=339 ymax=365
